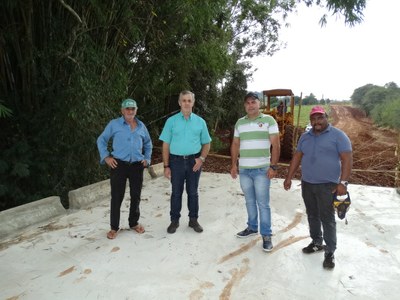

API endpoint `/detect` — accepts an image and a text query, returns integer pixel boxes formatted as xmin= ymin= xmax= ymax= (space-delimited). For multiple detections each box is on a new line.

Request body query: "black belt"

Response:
xmin=116 ymin=158 xmax=142 ymax=165
xmin=170 ymin=153 xmax=200 ymax=159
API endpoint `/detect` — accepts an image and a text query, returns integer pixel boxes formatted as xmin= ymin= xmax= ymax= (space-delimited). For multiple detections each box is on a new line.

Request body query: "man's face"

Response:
xmin=121 ymin=107 xmax=137 ymax=122
xmin=179 ymin=94 xmax=194 ymax=114
xmin=244 ymin=97 xmax=260 ymax=117
xmin=310 ymin=113 xmax=328 ymax=133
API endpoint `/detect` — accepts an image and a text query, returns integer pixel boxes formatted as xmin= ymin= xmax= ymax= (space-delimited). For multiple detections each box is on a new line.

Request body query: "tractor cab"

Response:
xmin=261 ymin=89 xmax=303 ymax=159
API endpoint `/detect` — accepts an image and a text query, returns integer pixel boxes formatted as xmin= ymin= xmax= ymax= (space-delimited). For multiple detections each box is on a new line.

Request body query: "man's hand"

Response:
xmin=105 ymin=157 xmax=117 ymax=169
xmin=230 ymin=165 xmax=238 ymax=179
xmin=267 ymin=168 xmax=277 ymax=179
xmin=164 ymin=167 xmax=171 ymax=179
xmin=333 ymin=183 xmax=347 ymax=196
xmin=283 ymin=178 xmax=292 ymax=190
xmin=193 ymin=158 xmax=203 ymax=172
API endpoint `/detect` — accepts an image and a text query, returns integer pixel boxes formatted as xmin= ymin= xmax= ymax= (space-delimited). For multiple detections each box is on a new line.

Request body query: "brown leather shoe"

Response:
xmin=188 ymin=218 xmax=203 ymax=233
xmin=167 ymin=221 xmax=179 ymax=234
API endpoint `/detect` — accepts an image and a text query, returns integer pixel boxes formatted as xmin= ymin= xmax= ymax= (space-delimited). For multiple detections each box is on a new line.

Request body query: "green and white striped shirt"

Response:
xmin=234 ymin=113 xmax=279 ymax=169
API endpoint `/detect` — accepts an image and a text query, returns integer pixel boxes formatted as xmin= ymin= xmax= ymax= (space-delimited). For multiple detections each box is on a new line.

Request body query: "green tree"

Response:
xmin=352 ymin=81 xmax=400 ymax=129
xmin=361 ymin=87 xmax=389 ymax=115
xmin=303 ymin=93 xmax=319 ymax=105
xmin=351 ymin=84 xmax=377 ymax=107
xmin=0 ymin=0 xmax=367 ymax=210
xmin=218 ymin=62 xmax=249 ymax=129
xmin=371 ymin=92 xmax=400 ymax=129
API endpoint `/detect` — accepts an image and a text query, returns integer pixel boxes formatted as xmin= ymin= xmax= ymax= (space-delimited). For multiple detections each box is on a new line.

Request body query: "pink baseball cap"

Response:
xmin=310 ymin=106 xmax=326 ymax=116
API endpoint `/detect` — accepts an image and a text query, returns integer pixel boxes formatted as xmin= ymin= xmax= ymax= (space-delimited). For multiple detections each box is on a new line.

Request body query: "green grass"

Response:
xmin=294 ymin=104 xmax=330 ymax=128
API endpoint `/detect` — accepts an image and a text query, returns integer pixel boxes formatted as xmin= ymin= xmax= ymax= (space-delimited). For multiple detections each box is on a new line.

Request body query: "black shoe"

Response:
xmin=236 ymin=228 xmax=258 ymax=238
xmin=262 ymin=235 xmax=273 ymax=252
xmin=323 ymin=253 xmax=335 ymax=269
xmin=188 ymin=218 xmax=203 ymax=233
xmin=302 ymin=242 xmax=324 ymax=254
xmin=167 ymin=221 xmax=179 ymax=234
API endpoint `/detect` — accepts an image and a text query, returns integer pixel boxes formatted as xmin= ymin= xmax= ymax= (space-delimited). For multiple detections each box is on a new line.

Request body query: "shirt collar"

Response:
xmin=179 ymin=111 xmax=192 ymax=120
xmin=119 ymin=116 xmax=142 ymax=127
xmin=245 ymin=113 xmax=263 ymax=120
xmin=309 ymin=123 xmax=331 ymax=136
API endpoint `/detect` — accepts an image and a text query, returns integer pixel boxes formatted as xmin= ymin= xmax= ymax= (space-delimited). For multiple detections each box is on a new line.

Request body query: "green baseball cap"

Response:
xmin=121 ymin=98 xmax=137 ymax=109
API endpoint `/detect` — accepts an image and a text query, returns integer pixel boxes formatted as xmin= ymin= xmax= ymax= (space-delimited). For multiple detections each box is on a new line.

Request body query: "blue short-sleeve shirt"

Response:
xmin=297 ymin=124 xmax=352 ymax=184
xmin=159 ymin=112 xmax=211 ymax=155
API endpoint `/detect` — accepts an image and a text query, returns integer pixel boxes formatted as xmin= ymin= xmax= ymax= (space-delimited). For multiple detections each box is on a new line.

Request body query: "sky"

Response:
xmin=247 ymin=0 xmax=400 ymax=100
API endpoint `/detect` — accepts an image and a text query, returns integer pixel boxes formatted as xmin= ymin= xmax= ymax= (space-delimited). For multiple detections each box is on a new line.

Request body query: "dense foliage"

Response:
xmin=0 ymin=0 xmax=366 ymax=210
xmin=351 ymin=82 xmax=400 ymax=129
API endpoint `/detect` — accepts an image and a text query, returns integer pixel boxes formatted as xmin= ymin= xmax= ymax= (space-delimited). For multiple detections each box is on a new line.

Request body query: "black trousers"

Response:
xmin=301 ymin=181 xmax=337 ymax=254
xmin=109 ymin=160 xmax=144 ymax=231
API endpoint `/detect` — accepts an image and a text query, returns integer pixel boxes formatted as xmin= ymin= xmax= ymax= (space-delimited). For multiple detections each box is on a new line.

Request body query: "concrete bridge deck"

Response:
xmin=1 ymin=164 xmax=399 ymax=299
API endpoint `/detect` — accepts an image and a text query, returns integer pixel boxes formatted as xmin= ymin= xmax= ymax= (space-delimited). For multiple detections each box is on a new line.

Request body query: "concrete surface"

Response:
xmin=0 ymin=169 xmax=399 ymax=300
xmin=0 ymin=164 xmax=163 ymax=240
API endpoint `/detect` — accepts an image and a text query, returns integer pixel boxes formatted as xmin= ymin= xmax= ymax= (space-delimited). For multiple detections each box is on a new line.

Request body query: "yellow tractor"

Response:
xmin=261 ymin=89 xmax=303 ymax=160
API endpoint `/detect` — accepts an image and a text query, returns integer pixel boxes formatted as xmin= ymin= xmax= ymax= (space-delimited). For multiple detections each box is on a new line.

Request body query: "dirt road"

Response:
xmin=330 ymin=105 xmax=398 ymax=187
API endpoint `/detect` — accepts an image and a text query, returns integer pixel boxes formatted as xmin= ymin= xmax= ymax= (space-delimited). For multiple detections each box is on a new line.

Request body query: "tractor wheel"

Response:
xmin=281 ymin=125 xmax=294 ymax=160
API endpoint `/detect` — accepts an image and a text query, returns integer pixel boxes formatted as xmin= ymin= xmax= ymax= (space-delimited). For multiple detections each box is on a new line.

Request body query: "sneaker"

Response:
xmin=323 ymin=252 xmax=335 ymax=269
xmin=167 ymin=221 xmax=179 ymax=234
xmin=236 ymin=228 xmax=258 ymax=238
xmin=262 ymin=235 xmax=273 ymax=252
xmin=302 ymin=242 xmax=324 ymax=254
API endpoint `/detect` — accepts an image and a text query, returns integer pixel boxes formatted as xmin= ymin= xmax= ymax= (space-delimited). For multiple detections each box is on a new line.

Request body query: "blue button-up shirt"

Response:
xmin=97 ymin=116 xmax=152 ymax=165
xmin=159 ymin=112 xmax=211 ymax=155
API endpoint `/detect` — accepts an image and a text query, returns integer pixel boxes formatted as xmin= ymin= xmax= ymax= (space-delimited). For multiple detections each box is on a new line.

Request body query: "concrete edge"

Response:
xmin=68 ymin=179 xmax=110 ymax=210
xmin=69 ymin=162 xmax=165 ymax=210
xmin=0 ymin=163 xmax=165 ymax=240
xmin=0 ymin=196 xmax=66 ymax=240
xmin=146 ymin=162 xmax=164 ymax=180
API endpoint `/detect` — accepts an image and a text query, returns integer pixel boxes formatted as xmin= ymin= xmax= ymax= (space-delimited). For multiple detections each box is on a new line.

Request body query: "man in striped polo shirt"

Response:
xmin=230 ymin=92 xmax=280 ymax=252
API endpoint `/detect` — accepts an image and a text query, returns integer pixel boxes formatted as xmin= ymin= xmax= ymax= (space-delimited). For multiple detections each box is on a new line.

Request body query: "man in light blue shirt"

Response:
xmin=97 ymin=98 xmax=152 ymax=240
xmin=159 ymin=90 xmax=211 ymax=234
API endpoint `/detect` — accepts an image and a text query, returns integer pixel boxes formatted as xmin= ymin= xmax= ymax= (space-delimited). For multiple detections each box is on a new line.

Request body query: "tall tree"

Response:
xmin=0 ymin=0 xmax=367 ymax=210
xmin=351 ymin=84 xmax=377 ymax=108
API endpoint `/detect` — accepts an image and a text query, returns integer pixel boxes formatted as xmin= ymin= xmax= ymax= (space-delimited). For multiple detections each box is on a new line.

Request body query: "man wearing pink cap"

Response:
xmin=283 ymin=105 xmax=353 ymax=269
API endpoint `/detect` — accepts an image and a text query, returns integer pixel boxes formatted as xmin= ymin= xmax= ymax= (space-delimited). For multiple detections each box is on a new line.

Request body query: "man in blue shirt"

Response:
xmin=97 ymin=98 xmax=152 ymax=240
xmin=159 ymin=90 xmax=211 ymax=234
xmin=283 ymin=105 xmax=352 ymax=269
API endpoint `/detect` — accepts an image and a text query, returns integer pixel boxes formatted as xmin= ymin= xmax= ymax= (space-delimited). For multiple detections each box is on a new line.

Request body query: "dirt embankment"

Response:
xmin=329 ymin=105 xmax=398 ymax=187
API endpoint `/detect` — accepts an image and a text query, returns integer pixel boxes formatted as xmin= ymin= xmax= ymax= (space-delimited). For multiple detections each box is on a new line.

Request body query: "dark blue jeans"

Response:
xmin=110 ymin=160 xmax=144 ymax=231
xmin=301 ymin=181 xmax=337 ymax=254
xmin=169 ymin=154 xmax=201 ymax=221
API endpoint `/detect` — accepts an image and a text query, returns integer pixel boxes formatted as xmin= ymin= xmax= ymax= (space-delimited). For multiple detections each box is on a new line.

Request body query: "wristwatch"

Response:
xmin=340 ymin=180 xmax=348 ymax=186
xmin=199 ymin=156 xmax=206 ymax=163
xmin=270 ymin=165 xmax=279 ymax=171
